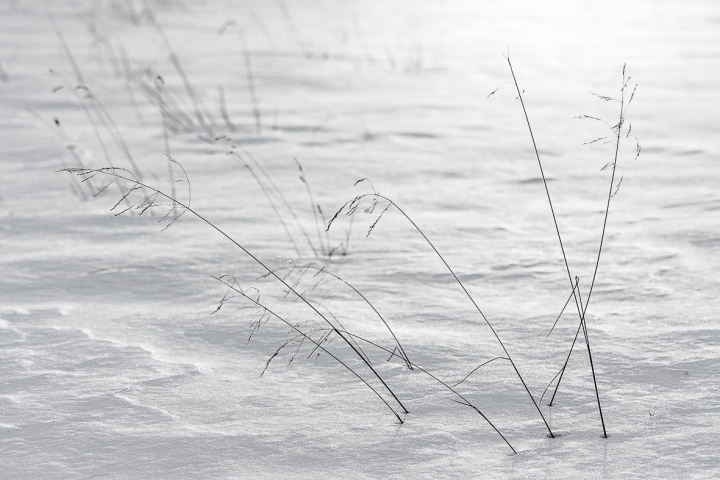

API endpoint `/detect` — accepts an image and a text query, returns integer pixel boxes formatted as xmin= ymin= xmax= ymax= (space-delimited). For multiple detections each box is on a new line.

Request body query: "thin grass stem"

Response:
xmin=239 ymin=30 xmax=262 ymax=135
xmin=218 ymin=85 xmax=237 ymax=132
xmin=152 ymin=17 xmax=214 ymax=136
xmin=547 ymin=278 xmax=580 ymax=337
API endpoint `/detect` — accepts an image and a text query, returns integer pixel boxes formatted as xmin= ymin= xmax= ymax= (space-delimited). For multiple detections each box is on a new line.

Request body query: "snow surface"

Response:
xmin=1 ymin=0 xmax=719 ymax=478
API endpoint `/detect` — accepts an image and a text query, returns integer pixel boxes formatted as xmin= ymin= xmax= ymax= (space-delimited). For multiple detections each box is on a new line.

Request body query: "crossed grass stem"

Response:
xmin=61 ymin=163 xmax=409 ymax=419
xmin=505 ymin=56 xmax=605 ymax=437
xmin=327 ymin=188 xmax=556 ymax=438
xmin=254 ymin=271 xmax=373 ymax=365
xmin=213 ymin=274 xmax=517 ymax=454
xmin=507 ymin=58 xmax=638 ymax=439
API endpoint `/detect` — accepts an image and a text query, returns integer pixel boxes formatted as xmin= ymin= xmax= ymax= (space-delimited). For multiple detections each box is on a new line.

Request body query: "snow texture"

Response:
xmin=1 ymin=0 xmax=719 ymax=478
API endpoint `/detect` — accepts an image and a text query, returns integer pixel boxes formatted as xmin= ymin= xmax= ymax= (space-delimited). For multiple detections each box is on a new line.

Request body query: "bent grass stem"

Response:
xmin=329 ymin=193 xmax=555 ymax=437
xmin=61 ymin=166 xmax=409 ymax=416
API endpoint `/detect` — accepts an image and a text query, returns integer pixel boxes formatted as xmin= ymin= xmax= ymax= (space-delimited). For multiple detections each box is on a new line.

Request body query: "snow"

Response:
xmin=1 ymin=0 xmax=719 ymax=478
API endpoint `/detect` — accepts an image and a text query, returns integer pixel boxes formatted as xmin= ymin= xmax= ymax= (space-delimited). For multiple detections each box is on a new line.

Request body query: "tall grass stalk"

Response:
xmin=55 ymin=34 xmax=147 ymax=197
xmin=133 ymin=74 xmax=195 ymax=131
xmin=276 ymin=0 xmax=310 ymax=58
xmin=155 ymin=75 xmax=177 ymax=209
xmin=82 ymin=86 xmax=145 ymax=181
xmin=119 ymin=45 xmax=146 ymax=127
xmin=57 ymin=31 xmax=84 ymax=84
xmin=218 ymin=85 xmax=237 ymax=132
xmin=228 ymin=151 xmax=303 ymax=257
xmin=0 ymin=58 xmax=8 ymax=82
xmin=508 ymin=59 xmax=638 ymax=439
xmin=50 ymin=70 xmax=132 ymax=206
xmin=546 ymin=68 xmax=637 ymax=439
xmin=27 ymin=109 xmax=96 ymax=197
xmin=295 ymin=157 xmax=329 ymax=256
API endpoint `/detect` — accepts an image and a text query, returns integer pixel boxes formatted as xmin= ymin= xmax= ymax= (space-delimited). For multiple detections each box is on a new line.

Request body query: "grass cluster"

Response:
xmin=53 ymin=10 xmax=640 ymax=455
